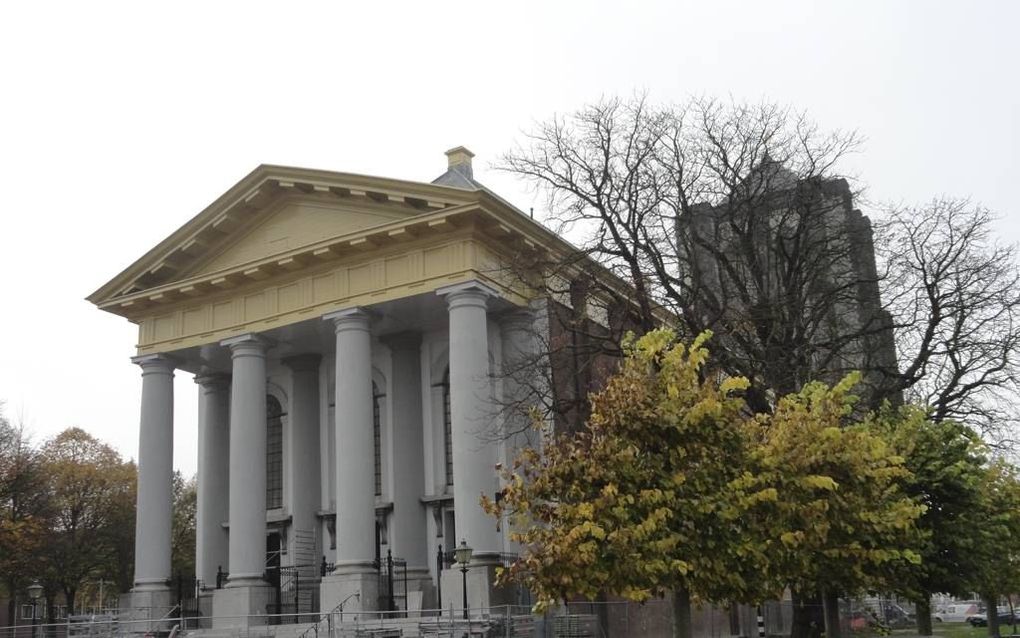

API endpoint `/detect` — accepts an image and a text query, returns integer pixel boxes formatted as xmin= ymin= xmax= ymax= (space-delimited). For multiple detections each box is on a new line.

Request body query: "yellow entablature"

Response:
xmin=88 ymin=164 xmax=562 ymax=355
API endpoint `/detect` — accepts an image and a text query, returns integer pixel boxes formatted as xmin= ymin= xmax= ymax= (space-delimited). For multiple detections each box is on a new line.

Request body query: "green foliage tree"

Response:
xmin=0 ymin=405 xmax=49 ymax=626
xmin=38 ymin=427 xmax=136 ymax=611
xmin=485 ymin=330 xmax=770 ymax=638
xmin=870 ymin=409 xmax=988 ymax=635
xmin=747 ymin=378 xmax=926 ymax=638
xmin=489 ymin=333 xmax=928 ymax=638
xmin=971 ymin=462 xmax=1020 ymax=638
xmin=171 ymin=471 xmax=197 ymax=580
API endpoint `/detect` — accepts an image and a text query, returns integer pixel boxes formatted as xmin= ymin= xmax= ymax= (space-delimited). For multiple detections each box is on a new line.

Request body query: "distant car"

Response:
xmin=968 ymin=611 xmax=1018 ymax=627
xmin=849 ymin=610 xmax=880 ymax=631
xmin=935 ymin=603 xmax=980 ymax=623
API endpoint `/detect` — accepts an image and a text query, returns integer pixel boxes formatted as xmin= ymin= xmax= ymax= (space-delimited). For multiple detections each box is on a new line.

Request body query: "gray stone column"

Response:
xmin=282 ymin=354 xmax=322 ymax=560
xmin=383 ymin=333 xmax=430 ymax=593
xmin=498 ymin=310 xmax=538 ymax=555
xmin=321 ymin=308 xmax=378 ymax=610
xmin=438 ymin=281 xmax=501 ymax=558
xmin=222 ymin=334 xmax=269 ymax=586
xmin=195 ymin=374 xmax=230 ymax=590
xmin=131 ymin=354 xmax=175 ymax=594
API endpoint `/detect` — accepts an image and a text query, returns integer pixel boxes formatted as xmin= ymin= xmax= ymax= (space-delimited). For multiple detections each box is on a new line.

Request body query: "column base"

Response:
xmin=439 ymin=558 xmax=519 ymax=616
xmin=320 ymin=562 xmax=380 ymax=615
xmin=212 ymin=584 xmax=275 ymax=628
xmin=398 ymin=567 xmax=436 ymax=616
xmin=127 ymin=587 xmax=173 ymax=622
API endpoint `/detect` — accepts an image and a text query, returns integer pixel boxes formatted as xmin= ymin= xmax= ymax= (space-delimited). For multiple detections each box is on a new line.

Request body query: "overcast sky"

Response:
xmin=1 ymin=1 xmax=1017 ymax=477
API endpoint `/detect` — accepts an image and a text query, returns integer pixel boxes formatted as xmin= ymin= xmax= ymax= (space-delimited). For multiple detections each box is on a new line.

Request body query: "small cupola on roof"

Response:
xmin=432 ymin=145 xmax=484 ymax=189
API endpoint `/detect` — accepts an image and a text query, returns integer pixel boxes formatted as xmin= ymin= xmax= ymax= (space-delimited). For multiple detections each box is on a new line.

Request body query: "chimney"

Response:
xmin=445 ymin=146 xmax=474 ymax=179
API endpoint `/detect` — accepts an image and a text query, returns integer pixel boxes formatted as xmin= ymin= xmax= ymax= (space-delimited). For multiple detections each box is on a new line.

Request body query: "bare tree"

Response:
xmin=499 ymin=95 xmax=887 ymax=418
xmin=875 ymin=199 xmax=1020 ymax=446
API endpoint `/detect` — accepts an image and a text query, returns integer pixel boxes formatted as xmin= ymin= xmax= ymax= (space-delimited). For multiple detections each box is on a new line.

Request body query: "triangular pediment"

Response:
xmin=186 ymin=196 xmax=416 ymax=278
xmin=88 ymin=164 xmax=479 ymax=307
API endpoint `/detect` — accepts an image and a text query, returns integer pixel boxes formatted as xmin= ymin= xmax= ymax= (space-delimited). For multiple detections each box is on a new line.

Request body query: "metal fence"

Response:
xmin=0 ymin=595 xmax=973 ymax=638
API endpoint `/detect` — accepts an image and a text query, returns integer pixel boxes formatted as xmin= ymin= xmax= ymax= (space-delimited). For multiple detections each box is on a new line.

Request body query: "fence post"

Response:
xmin=176 ymin=571 xmax=183 ymax=622
xmin=436 ymin=544 xmax=443 ymax=612
xmin=386 ymin=549 xmax=395 ymax=612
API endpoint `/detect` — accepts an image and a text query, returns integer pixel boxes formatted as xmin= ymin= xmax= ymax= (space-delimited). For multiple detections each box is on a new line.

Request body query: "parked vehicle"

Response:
xmin=935 ymin=603 xmax=980 ymax=623
xmin=968 ymin=611 xmax=1018 ymax=627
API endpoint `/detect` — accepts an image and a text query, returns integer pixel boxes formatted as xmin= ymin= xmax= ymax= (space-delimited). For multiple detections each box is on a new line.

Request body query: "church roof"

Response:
xmin=87 ymin=162 xmax=488 ymax=308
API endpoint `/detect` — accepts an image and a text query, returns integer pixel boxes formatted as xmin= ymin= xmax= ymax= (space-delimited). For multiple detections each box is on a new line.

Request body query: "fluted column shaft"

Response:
xmin=440 ymin=282 xmax=500 ymax=557
xmin=324 ymin=308 xmax=376 ymax=565
xmin=132 ymin=354 xmax=175 ymax=592
xmin=195 ymin=374 xmax=230 ymax=589
xmin=222 ymin=334 xmax=269 ymax=586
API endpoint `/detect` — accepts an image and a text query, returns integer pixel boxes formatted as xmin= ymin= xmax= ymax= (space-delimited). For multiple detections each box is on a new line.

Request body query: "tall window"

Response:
xmin=266 ymin=395 xmax=283 ymax=509
xmin=373 ymin=381 xmax=385 ymax=497
xmin=443 ymin=367 xmax=453 ymax=487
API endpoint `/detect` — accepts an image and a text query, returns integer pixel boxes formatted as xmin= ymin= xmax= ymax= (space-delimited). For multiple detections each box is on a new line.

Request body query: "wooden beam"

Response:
xmin=178 ymin=284 xmax=206 ymax=297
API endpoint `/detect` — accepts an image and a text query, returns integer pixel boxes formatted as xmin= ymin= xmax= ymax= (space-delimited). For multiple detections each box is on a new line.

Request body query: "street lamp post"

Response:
xmin=27 ymin=581 xmax=43 ymax=638
xmin=454 ymin=539 xmax=473 ymax=621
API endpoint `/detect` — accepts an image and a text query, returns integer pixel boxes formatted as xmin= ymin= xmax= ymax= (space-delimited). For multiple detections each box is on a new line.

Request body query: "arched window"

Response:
xmin=443 ymin=367 xmax=453 ymax=487
xmin=266 ymin=395 xmax=283 ymax=509
xmin=373 ymin=381 xmax=385 ymax=497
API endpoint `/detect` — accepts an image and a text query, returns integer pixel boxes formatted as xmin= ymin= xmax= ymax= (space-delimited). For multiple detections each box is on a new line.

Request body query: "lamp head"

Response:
xmin=27 ymin=582 xmax=43 ymax=600
xmin=454 ymin=538 xmax=474 ymax=566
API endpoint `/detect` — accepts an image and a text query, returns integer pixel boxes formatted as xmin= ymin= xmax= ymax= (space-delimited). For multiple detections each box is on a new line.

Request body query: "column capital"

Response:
xmin=436 ymin=280 xmax=500 ymax=311
xmin=323 ymin=307 xmax=371 ymax=333
xmin=282 ymin=353 xmax=322 ymax=372
xmin=131 ymin=354 xmax=175 ymax=376
xmin=194 ymin=373 xmax=230 ymax=390
xmin=220 ymin=333 xmax=271 ymax=356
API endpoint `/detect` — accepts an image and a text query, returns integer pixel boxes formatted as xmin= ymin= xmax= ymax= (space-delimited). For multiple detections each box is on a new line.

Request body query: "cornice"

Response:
xmin=95 ymin=202 xmax=483 ymax=317
xmin=89 ymin=162 xmax=673 ymax=334
xmin=87 ymin=164 xmax=484 ymax=307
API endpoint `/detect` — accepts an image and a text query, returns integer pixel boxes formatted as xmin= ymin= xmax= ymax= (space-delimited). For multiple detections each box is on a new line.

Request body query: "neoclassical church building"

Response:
xmin=89 ymin=149 xmax=609 ymax=627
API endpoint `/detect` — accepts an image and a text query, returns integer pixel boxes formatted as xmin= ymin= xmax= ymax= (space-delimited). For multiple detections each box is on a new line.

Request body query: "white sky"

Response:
xmin=1 ymin=1 xmax=1017 ymax=477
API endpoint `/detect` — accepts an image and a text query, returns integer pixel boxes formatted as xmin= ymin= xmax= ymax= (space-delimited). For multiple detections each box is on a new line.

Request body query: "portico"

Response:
xmin=89 ymin=149 xmax=562 ymax=625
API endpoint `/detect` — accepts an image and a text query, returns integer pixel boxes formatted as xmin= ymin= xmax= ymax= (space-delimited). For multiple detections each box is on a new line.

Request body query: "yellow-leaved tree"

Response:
xmin=487 ymin=331 xmax=927 ymax=638
xmin=485 ymin=330 xmax=775 ymax=638
xmin=747 ymin=375 xmax=926 ymax=638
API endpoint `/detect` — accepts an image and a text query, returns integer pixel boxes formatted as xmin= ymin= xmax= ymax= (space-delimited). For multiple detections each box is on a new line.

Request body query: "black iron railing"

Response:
xmin=439 ymin=549 xmax=519 ymax=570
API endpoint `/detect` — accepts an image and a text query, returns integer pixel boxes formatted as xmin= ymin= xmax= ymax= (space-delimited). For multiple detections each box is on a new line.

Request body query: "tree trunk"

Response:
xmin=986 ymin=594 xmax=1000 ymax=638
xmin=822 ymin=589 xmax=842 ymax=638
xmin=728 ymin=604 xmax=742 ymax=637
xmin=595 ymin=591 xmax=610 ymax=638
xmin=791 ymin=589 xmax=823 ymax=638
xmin=915 ymin=593 xmax=933 ymax=636
xmin=672 ymin=587 xmax=693 ymax=638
